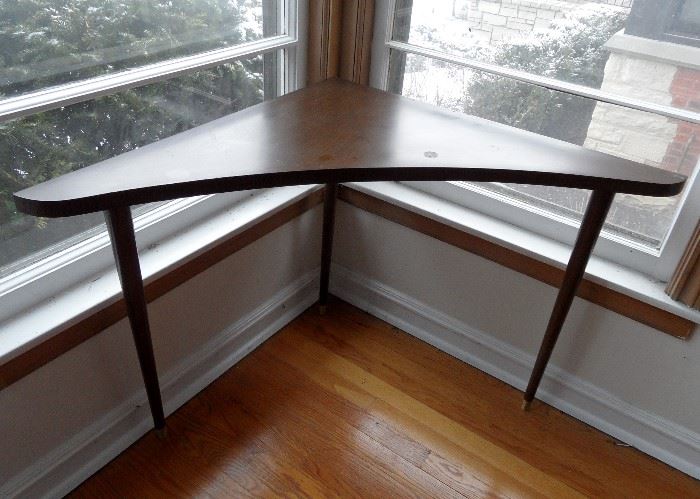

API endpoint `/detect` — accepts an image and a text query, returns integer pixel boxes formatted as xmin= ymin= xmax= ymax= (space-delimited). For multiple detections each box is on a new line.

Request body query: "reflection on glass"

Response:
xmin=392 ymin=0 xmax=626 ymax=86
xmin=0 ymin=54 xmax=267 ymax=275
xmin=390 ymin=52 xmax=699 ymax=250
xmin=0 ymin=0 xmax=275 ymax=98
xmin=391 ymin=0 xmax=699 ymax=112
xmin=673 ymin=0 xmax=700 ymax=38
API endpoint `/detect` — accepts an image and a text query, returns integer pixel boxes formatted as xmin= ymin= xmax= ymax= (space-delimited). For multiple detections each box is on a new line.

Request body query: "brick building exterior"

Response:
xmin=584 ymin=1 xmax=700 ymax=175
xmin=663 ymin=68 xmax=700 ymax=177
xmin=455 ymin=0 xmax=631 ymax=44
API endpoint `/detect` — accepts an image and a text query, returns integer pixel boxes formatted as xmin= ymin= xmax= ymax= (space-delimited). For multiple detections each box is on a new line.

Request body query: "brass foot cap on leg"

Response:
xmin=155 ymin=426 xmax=168 ymax=439
xmin=522 ymin=400 xmax=532 ymax=411
xmin=319 ymin=304 xmax=327 ymax=315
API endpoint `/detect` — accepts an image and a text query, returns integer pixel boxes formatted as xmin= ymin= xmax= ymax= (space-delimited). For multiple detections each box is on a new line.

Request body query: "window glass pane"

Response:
xmin=0 ymin=0 xmax=278 ymax=98
xmin=390 ymin=51 xmax=699 ymax=249
xmin=679 ymin=0 xmax=700 ymax=22
xmin=671 ymin=0 xmax=700 ymax=39
xmin=0 ymin=52 xmax=270 ymax=276
xmin=391 ymin=0 xmax=699 ymax=112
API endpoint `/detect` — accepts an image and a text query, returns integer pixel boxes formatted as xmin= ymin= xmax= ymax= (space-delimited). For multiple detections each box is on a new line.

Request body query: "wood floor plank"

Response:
xmin=216 ymin=349 xmax=462 ymax=497
xmin=71 ymin=298 xmax=700 ymax=498
xmin=262 ymin=345 xmax=539 ymax=499
xmin=296 ymin=302 xmax=699 ymax=498
xmin=175 ymin=383 xmax=372 ymax=498
xmin=267 ymin=321 xmax=582 ymax=498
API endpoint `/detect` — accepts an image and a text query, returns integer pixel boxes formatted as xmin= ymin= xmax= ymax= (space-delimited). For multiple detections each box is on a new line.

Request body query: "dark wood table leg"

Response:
xmin=105 ymin=207 xmax=166 ymax=435
xmin=319 ymin=183 xmax=338 ymax=314
xmin=523 ymin=189 xmax=615 ymax=410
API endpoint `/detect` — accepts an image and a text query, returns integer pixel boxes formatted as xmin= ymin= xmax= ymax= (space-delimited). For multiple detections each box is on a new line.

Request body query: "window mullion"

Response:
xmin=0 ymin=35 xmax=297 ymax=123
xmin=385 ymin=41 xmax=700 ymax=126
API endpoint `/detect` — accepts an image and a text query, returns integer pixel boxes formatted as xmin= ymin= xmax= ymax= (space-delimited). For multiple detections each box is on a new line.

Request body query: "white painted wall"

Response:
xmin=0 ymin=207 xmax=323 ymax=497
xmin=331 ymin=201 xmax=700 ymax=478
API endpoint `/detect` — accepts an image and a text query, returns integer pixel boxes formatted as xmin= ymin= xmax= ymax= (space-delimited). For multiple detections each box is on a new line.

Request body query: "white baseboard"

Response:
xmin=3 ymin=270 xmax=319 ymax=499
xmin=330 ymin=264 xmax=700 ymax=480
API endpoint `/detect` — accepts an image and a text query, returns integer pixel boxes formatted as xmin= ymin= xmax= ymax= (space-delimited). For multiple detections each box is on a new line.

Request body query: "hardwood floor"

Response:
xmin=71 ymin=299 xmax=700 ymax=498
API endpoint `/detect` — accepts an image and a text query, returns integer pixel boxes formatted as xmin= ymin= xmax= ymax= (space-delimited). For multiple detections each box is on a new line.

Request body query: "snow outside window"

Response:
xmin=0 ymin=1 xmax=301 ymax=279
xmin=371 ymin=0 xmax=700 ymax=280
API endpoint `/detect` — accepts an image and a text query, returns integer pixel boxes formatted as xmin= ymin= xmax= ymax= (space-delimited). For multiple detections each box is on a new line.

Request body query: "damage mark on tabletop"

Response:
xmin=424 ymin=151 xmax=438 ymax=159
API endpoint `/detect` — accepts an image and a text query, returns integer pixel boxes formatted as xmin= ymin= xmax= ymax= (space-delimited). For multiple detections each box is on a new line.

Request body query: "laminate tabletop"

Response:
xmin=14 ymin=79 xmax=686 ymax=218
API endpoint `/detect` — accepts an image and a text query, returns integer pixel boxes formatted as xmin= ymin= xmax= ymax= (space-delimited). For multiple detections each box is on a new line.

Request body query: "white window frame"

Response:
xmin=0 ymin=0 xmax=309 ymax=325
xmin=369 ymin=0 xmax=700 ymax=282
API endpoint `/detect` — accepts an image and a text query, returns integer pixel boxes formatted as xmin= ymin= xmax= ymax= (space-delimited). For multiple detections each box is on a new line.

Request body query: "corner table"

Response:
xmin=14 ymin=79 xmax=686 ymax=433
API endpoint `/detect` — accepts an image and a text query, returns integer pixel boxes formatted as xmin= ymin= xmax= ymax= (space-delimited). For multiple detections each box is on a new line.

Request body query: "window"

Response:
xmin=370 ymin=0 xmax=700 ymax=281
xmin=627 ymin=0 xmax=700 ymax=48
xmin=0 ymin=1 xmax=306 ymax=315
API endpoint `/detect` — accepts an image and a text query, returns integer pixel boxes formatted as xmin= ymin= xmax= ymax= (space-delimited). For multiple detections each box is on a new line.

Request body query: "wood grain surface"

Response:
xmin=71 ymin=300 xmax=700 ymax=498
xmin=15 ymin=79 xmax=685 ymax=218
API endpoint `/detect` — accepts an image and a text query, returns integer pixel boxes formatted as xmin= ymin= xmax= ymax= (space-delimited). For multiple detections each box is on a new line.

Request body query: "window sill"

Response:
xmin=0 ymin=185 xmax=323 ymax=389
xmin=339 ymin=181 xmax=700 ymax=338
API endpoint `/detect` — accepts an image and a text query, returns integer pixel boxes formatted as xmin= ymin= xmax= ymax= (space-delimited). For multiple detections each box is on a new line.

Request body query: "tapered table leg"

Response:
xmin=523 ymin=189 xmax=615 ymax=409
xmin=105 ymin=207 xmax=166 ymax=433
xmin=319 ymin=183 xmax=338 ymax=314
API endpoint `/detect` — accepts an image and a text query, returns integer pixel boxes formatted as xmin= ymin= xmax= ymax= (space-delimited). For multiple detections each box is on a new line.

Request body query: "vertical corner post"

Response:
xmin=319 ymin=183 xmax=338 ymax=312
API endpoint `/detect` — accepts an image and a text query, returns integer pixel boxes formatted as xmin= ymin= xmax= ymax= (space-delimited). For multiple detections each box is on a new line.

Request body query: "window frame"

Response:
xmin=626 ymin=0 xmax=700 ymax=49
xmin=0 ymin=0 xmax=309 ymax=325
xmin=369 ymin=0 xmax=700 ymax=282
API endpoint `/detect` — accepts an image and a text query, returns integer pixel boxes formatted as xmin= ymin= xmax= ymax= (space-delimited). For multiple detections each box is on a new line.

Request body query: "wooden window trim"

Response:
xmin=667 ymin=221 xmax=700 ymax=310
xmin=307 ymin=0 xmax=342 ymax=83
xmin=0 ymin=190 xmax=324 ymax=391
xmin=337 ymin=185 xmax=696 ymax=339
xmin=307 ymin=0 xmax=374 ymax=85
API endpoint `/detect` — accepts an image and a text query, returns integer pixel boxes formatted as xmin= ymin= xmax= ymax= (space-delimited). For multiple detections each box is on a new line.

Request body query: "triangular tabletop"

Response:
xmin=15 ymin=79 xmax=686 ymax=217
